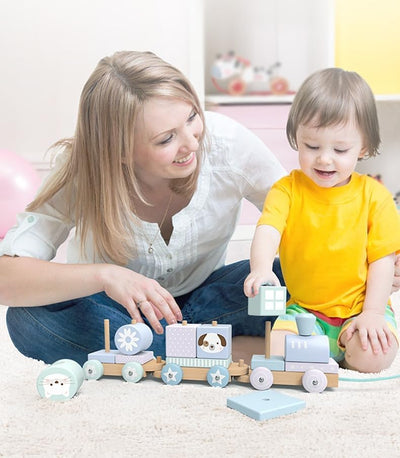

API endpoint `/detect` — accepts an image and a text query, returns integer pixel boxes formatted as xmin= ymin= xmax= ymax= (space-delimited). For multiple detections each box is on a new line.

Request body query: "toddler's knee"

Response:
xmin=344 ymin=341 xmax=398 ymax=373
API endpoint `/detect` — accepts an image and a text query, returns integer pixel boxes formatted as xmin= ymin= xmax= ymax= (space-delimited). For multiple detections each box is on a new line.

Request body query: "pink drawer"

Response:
xmin=211 ymin=104 xmax=291 ymax=129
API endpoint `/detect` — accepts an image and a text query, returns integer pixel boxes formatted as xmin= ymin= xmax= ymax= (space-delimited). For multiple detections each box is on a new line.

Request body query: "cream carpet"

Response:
xmin=1 ymin=293 xmax=400 ymax=457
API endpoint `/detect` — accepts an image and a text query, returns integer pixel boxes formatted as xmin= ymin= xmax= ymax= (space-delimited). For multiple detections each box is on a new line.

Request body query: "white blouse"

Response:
xmin=0 ymin=111 xmax=286 ymax=296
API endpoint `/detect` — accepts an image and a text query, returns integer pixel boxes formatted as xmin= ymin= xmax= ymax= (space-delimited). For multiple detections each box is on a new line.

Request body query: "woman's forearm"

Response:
xmin=0 ymin=256 xmax=108 ymax=307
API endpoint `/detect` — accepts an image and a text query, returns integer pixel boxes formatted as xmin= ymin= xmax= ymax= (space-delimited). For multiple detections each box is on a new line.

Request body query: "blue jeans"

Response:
xmin=6 ymin=259 xmax=284 ymax=365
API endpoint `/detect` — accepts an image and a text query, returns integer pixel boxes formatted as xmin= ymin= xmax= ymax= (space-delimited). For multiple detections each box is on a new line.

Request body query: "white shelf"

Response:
xmin=205 ymin=94 xmax=294 ymax=106
xmin=205 ymin=93 xmax=400 ymax=106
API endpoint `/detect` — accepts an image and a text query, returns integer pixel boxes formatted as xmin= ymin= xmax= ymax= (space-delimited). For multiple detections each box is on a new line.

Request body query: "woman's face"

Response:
xmin=133 ymin=97 xmax=203 ymax=188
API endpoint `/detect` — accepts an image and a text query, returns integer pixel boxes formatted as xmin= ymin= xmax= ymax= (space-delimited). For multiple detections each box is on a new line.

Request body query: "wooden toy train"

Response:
xmin=37 ymin=285 xmax=339 ymax=401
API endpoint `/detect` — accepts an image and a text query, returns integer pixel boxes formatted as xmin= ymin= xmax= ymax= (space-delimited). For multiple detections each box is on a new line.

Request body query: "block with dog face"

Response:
xmin=196 ymin=323 xmax=232 ymax=360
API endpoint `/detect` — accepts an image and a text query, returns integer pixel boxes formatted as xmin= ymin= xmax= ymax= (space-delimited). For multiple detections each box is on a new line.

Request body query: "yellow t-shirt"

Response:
xmin=258 ymin=170 xmax=400 ymax=318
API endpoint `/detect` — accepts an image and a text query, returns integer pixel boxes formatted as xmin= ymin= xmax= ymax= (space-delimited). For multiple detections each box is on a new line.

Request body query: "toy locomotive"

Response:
xmin=37 ymin=285 xmax=339 ymax=401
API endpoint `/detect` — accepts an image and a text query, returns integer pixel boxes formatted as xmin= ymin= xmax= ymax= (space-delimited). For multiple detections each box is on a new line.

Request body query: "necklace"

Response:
xmin=140 ymin=193 xmax=173 ymax=254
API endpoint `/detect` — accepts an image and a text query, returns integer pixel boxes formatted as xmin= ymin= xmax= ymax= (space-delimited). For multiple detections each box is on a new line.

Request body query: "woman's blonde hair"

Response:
xmin=27 ymin=51 xmax=206 ymax=265
xmin=286 ymin=67 xmax=380 ymax=157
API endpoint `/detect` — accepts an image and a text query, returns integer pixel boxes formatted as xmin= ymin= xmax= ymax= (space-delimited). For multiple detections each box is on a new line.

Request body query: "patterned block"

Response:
xmin=88 ymin=349 xmax=119 ymax=363
xmin=196 ymin=323 xmax=231 ymax=360
xmin=115 ymin=351 xmax=155 ymax=364
xmin=166 ymin=323 xmax=200 ymax=357
xmin=285 ymin=358 xmax=339 ymax=374
xmin=285 ymin=334 xmax=330 ymax=363
xmin=251 ymin=354 xmax=285 ymax=371
xmin=248 ymin=285 xmax=287 ymax=316
xmin=166 ymin=356 xmax=232 ymax=368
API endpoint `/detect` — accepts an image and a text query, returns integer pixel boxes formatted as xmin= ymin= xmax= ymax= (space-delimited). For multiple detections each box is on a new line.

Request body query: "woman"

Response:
xmin=0 ymin=50 xmax=287 ymax=364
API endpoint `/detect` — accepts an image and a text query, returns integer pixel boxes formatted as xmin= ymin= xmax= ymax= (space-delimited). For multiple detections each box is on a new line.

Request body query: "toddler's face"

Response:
xmin=296 ymin=119 xmax=366 ymax=188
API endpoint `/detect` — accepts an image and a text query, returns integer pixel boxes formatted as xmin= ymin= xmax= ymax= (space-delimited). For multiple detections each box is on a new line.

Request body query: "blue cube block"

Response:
xmin=248 ymin=285 xmax=287 ymax=316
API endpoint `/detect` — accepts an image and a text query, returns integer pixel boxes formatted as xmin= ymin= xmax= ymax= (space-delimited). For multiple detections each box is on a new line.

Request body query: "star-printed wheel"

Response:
xmin=206 ymin=365 xmax=230 ymax=388
xmin=161 ymin=363 xmax=183 ymax=385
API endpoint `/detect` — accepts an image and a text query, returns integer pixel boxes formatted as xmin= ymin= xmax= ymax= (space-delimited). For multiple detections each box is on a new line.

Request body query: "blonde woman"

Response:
xmin=0 ymin=50 xmax=288 ymax=364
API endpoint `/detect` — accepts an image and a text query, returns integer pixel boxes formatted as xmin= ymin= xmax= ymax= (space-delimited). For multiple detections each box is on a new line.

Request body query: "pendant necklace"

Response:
xmin=142 ymin=193 xmax=173 ymax=254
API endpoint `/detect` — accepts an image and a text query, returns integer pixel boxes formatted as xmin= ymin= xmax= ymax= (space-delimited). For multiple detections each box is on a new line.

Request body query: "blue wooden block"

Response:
xmin=251 ymin=354 xmax=285 ymax=371
xmin=227 ymin=389 xmax=306 ymax=421
xmin=248 ymin=285 xmax=287 ymax=316
xmin=285 ymin=334 xmax=330 ymax=363
xmin=196 ymin=323 xmax=231 ymax=360
xmin=285 ymin=358 xmax=339 ymax=374
xmin=88 ymin=349 xmax=118 ymax=363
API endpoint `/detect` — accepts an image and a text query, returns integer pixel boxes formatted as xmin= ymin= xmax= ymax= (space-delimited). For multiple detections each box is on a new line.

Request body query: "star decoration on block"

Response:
xmin=162 ymin=367 xmax=178 ymax=382
xmin=211 ymin=369 xmax=226 ymax=385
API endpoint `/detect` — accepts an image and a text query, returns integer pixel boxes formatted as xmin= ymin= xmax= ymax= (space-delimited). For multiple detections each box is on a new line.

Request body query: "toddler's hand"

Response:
xmin=243 ymin=271 xmax=281 ymax=297
xmin=345 ymin=311 xmax=393 ymax=354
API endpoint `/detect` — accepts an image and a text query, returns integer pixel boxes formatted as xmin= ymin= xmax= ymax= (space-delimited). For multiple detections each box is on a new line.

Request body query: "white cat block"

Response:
xmin=36 ymin=359 xmax=84 ymax=401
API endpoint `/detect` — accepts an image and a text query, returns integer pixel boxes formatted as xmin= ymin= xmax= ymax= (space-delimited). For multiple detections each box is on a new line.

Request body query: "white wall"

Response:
xmin=0 ymin=0 xmax=204 ymax=163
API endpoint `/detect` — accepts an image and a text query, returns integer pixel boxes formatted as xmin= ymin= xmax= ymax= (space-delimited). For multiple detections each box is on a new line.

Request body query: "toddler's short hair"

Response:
xmin=286 ymin=68 xmax=380 ymax=157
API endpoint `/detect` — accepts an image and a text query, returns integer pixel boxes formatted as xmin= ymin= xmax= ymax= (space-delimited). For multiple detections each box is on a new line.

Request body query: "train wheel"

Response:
xmin=302 ymin=369 xmax=327 ymax=393
xmin=83 ymin=359 xmax=104 ymax=380
xmin=207 ymin=366 xmax=230 ymax=388
xmin=161 ymin=363 xmax=183 ymax=385
xmin=249 ymin=367 xmax=273 ymax=390
xmin=122 ymin=362 xmax=144 ymax=383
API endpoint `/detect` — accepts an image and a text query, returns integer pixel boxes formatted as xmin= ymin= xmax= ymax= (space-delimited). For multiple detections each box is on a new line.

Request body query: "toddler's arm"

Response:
xmin=243 ymin=224 xmax=281 ymax=297
xmin=344 ymin=253 xmax=395 ymax=354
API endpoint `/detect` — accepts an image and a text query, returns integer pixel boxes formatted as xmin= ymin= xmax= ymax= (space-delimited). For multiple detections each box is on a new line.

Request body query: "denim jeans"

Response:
xmin=6 ymin=259 xmax=284 ymax=365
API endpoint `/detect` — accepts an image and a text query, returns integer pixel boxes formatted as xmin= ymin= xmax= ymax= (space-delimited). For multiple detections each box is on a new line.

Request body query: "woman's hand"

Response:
xmin=100 ymin=265 xmax=182 ymax=334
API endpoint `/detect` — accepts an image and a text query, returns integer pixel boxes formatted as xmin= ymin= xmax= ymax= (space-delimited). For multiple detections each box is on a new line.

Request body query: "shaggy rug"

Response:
xmin=1 ymin=293 xmax=400 ymax=457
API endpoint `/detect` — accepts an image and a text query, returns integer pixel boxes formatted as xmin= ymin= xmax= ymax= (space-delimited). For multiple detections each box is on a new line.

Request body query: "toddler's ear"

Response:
xmin=359 ymin=146 xmax=368 ymax=159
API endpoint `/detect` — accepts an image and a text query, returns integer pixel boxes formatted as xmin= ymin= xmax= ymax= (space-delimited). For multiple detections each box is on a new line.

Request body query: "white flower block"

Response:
xmin=114 ymin=323 xmax=153 ymax=355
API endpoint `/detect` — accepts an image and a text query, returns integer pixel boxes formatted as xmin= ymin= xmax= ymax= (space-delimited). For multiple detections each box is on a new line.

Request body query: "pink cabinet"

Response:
xmin=209 ymin=104 xmax=298 ymax=224
xmin=209 ymin=104 xmax=299 ymax=173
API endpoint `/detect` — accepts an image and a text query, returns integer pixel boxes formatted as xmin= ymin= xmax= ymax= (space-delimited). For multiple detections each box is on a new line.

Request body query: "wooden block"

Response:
xmin=88 ymin=349 xmax=118 ymax=363
xmin=227 ymin=389 xmax=306 ymax=421
xmin=115 ymin=351 xmax=154 ymax=365
xmin=196 ymin=323 xmax=232 ymax=359
xmin=285 ymin=334 xmax=330 ymax=363
xmin=166 ymin=323 xmax=199 ymax=357
xmin=285 ymin=358 xmax=339 ymax=374
xmin=166 ymin=356 xmax=232 ymax=368
xmin=248 ymin=285 xmax=287 ymax=316
xmin=251 ymin=354 xmax=285 ymax=371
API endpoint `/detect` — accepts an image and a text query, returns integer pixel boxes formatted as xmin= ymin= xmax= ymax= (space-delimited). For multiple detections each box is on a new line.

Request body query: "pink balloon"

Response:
xmin=0 ymin=150 xmax=41 ymax=238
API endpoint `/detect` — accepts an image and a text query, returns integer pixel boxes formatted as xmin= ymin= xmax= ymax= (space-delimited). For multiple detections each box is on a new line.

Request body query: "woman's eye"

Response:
xmin=334 ymin=148 xmax=348 ymax=153
xmin=305 ymin=144 xmax=318 ymax=150
xmin=188 ymin=111 xmax=197 ymax=122
xmin=159 ymin=134 xmax=173 ymax=145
